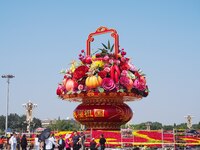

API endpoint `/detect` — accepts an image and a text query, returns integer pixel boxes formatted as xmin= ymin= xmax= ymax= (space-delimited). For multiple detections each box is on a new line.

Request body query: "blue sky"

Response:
xmin=0 ymin=0 xmax=200 ymax=125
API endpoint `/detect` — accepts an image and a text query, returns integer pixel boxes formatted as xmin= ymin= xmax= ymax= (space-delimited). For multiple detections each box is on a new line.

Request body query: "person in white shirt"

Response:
xmin=9 ymin=133 xmax=17 ymax=150
xmin=45 ymin=134 xmax=58 ymax=150
xmin=34 ymin=135 xmax=40 ymax=150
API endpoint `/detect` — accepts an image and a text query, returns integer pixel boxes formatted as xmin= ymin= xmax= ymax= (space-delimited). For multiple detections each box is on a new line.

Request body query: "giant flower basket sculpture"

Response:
xmin=56 ymin=27 xmax=149 ymax=130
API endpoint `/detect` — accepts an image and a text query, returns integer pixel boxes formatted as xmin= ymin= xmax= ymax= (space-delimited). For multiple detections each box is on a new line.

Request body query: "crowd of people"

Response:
xmin=0 ymin=131 xmax=106 ymax=150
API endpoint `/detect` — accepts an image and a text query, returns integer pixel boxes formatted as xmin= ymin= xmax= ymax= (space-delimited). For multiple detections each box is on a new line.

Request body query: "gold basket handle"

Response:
xmin=86 ymin=26 xmax=119 ymax=57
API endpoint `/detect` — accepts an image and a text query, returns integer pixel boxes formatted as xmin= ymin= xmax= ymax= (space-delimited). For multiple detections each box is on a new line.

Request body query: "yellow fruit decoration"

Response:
xmin=85 ymin=75 xmax=102 ymax=88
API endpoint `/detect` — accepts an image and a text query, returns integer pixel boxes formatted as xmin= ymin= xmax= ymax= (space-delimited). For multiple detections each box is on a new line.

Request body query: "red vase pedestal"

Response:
xmin=73 ymin=95 xmax=133 ymax=130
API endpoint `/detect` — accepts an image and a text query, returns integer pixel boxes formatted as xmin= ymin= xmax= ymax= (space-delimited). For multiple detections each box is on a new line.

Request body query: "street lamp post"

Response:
xmin=1 ymin=74 xmax=15 ymax=135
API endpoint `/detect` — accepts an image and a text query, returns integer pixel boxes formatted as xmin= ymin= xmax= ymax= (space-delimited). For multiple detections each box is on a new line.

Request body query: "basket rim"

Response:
xmin=60 ymin=91 xmax=142 ymax=102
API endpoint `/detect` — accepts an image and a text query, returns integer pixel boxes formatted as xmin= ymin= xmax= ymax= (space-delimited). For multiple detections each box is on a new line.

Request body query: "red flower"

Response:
xmin=98 ymin=70 xmax=107 ymax=78
xmin=56 ymin=84 xmax=65 ymax=95
xmin=120 ymin=62 xmax=130 ymax=70
xmin=73 ymin=66 xmax=89 ymax=80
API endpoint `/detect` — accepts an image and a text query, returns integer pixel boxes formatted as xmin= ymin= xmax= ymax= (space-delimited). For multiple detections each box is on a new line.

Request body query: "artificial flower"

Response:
xmin=120 ymin=76 xmax=133 ymax=90
xmin=102 ymin=78 xmax=116 ymax=91
xmin=78 ymin=84 xmax=84 ymax=90
xmin=104 ymin=67 xmax=110 ymax=73
xmin=73 ymin=66 xmax=89 ymax=80
xmin=121 ymin=70 xmax=128 ymax=76
xmin=91 ymin=60 xmax=104 ymax=69
xmin=133 ymin=79 xmax=146 ymax=91
xmin=120 ymin=62 xmax=130 ymax=70
xmin=98 ymin=70 xmax=107 ymax=78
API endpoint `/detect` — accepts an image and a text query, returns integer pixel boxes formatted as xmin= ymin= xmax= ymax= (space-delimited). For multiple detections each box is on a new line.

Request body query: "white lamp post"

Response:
xmin=1 ymin=74 xmax=15 ymax=135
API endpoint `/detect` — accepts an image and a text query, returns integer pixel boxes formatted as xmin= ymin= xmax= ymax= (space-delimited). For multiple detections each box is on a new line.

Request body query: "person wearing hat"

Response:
xmin=65 ymin=134 xmax=71 ymax=150
xmin=90 ymin=138 xmax=97 ymax=150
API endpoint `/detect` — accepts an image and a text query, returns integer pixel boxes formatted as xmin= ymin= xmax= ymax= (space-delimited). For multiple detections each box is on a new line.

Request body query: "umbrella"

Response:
xmin=39 ymin=128 xmax=51 ymax=141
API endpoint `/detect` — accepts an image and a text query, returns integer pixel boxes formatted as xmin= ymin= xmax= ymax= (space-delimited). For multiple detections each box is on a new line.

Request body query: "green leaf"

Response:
xmin=92 ymin=49 xmax=100 ymax=55
xmin=118 ymin=89 xmax=124 ymax=93
xmin=110 ymin=44 xmax=114 ymax=52
xmin=60 ymin=69 xmax=66 ymax=74
xmin=102 ymin=49 xmax=108 ymax=53
xmin=76 ymin=90 xmax=81 ymax=94
xmin=102 ymin=43 xmax=108 ymax=49
xmin=108 ymin=40 xmax=110 ymax=49
xmin=67 ymin=91 xmax=72 ymax=94
xmin=128 ymin=71 xmax=136 ymax=79
xmin=98 ymin=87 xmax=104 ymax=93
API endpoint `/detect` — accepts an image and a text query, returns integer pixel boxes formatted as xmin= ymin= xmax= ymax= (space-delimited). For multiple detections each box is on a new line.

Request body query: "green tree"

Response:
xmin=163 ymin=125 xmax=174 ymax=130
xmin=131 ymin=123 xmax=147 ymax=130
xmin=48 ymin=119 xmax=80 ymax=131
xmin=0 ymin=113 xmax=42 ymax=133
xmin=176 ymin=123 xmax=187 ymax=129
xmin=151 ymin=122 xmax=162 ymax=130
xmin=8 ymin=113 xmax=21 ymax=131
xmin=0 ymin=115 xmax=5 ymax=131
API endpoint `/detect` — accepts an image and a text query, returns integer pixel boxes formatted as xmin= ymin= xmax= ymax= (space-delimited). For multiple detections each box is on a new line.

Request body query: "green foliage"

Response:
xmin=175 ymin=123 xmax=187 ymax=129
xmin=193 ymin=122 xmax=200 ymax=129
xmin=0 ymin=115 xmax=5 ymax=131
xmin=92 ymin=40 xmax=114 ymax=56
xmin=151 ymin=122 xmax=162 ymax=130
xmin=0 ymin=113 xmax=41 ymax=133
xmin=130 ymin=122 xmax=200 ymax=130
xmin=163 ymin=125 xmax=174 ymax=130
xmin=48 ymin=119 xmax=81 ymax=131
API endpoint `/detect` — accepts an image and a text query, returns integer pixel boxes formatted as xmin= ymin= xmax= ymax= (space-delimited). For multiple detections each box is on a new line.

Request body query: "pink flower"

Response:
xmin=102 ymin=78 xmax=116 ymax=91
xmin=103 ymin=55 xmax=109 ymax=61
xmin=104 ymin=67 xmax=110 ymax=73
xmin=121 ymin=70 xmax=128 ymax=76
xmin=133 ymin=79 xmax=146 ymax=91
xmin=109 ymin=59 xmax=114 ymax=64
xmin=121 ymin=57 xmax=126 ymax=62
xmin=120 ymin=76 xmax=133 ymax=90
xmin=114 ymin=59 xmax=119 ymax=64
xmin=78 ymin=84 xmax=84 ymax=90
xmin=120 ymin=76 xmax=130 ymax=87
xmin=129 ymin=63 xmax=137 ymax=71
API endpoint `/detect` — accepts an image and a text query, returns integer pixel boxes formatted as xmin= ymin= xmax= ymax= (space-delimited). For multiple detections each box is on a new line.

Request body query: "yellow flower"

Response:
xmin=92 ymin=55 xmax=96 ymax=60
xmin=70 ymin=60 xmax=77 ymax=72
xmin=91 ymin=60 xmax=104 ymax=69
